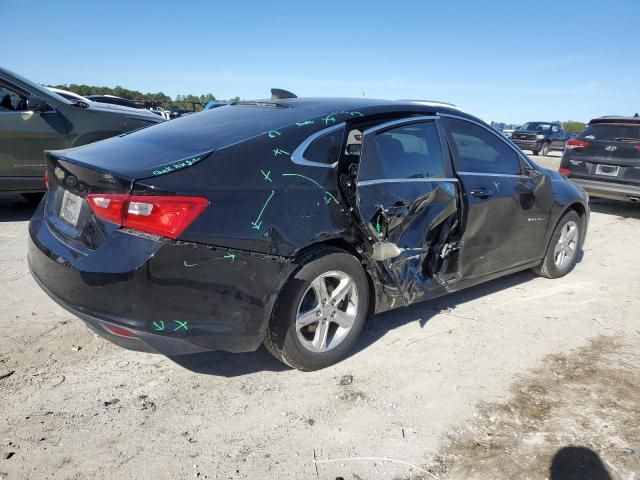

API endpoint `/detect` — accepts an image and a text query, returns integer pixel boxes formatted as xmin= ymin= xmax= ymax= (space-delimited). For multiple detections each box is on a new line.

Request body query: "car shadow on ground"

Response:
xmin=0 ymin=194 xmax=39 ymax=222
xmin=171 ymin=270 xmax=539 ymax=377
xmin=589 ymin=198 xmax=640 ymax=220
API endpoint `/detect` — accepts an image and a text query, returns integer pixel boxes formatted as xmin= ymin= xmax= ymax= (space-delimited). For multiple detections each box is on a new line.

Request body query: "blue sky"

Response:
xmin=2 ymin=0 xmax=638 ymax=123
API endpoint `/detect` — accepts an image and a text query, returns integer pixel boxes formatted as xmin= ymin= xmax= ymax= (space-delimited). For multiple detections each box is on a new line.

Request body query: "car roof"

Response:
xmin=589 ymin=115 xmax=640 ymax=125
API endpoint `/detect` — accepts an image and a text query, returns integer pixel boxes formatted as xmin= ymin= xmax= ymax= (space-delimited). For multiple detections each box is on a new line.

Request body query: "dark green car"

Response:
xmin=0 ymin=67 xmax=164 ymax=199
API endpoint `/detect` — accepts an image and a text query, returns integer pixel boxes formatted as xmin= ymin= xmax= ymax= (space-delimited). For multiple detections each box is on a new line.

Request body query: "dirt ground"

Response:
xmin=1 ymin=155 xmax=639 ymax=480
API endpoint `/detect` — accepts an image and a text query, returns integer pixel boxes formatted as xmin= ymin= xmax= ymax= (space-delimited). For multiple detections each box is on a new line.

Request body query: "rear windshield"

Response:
xmin=519 ymin=122 xmax=552 ymax=132
xmin=578 ymin=124 xmax=640 ymax=142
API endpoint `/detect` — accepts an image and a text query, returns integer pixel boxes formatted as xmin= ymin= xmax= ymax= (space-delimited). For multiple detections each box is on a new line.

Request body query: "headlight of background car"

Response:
xmin=536 ymin=134 xmax=545 ymax=140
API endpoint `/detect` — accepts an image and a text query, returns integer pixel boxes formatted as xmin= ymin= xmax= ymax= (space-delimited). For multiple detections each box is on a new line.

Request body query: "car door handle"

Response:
xmin=470 ymin=187 xmax=495 ymax=199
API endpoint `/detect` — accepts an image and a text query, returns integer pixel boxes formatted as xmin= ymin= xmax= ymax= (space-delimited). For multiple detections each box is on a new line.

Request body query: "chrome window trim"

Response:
xmin=358 ymin=177 xmax=459 ymax=187
xmin=291 ymin=122 xmax=346 ymax=168
xmin=439 ymin=113 xmax=534 ymax=170
xmin=362 ymin=115 xmax=439 ymax=136
xmin=455 ymin=171 xmax=529 ymax=178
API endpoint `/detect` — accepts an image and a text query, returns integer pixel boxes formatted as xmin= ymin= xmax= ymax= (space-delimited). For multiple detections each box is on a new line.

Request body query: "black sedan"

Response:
xmin=28 ymin=97 xmax=589 ymax=370
xmin=559 ymin=116 xmax=640 ymax=202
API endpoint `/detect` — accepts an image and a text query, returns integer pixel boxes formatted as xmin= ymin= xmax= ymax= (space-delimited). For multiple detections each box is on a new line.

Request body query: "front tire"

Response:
xmin=532 ymin=149 xmax=540 ymax=156
xmin=532 ymin=211 xmax=582 ymax=279
xmin=264 ymin=247 xmax=370 ymax=371
xmin=541 ymin=141 xmax=551 ymax=156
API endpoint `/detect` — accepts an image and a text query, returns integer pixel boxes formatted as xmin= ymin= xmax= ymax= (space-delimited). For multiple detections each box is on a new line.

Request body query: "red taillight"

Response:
xmin=102 ymin=323 xmax=138 ymax=338
xmin=559 ymin=168 xmax=572 ymax=176
xmin=86 ymin=194 xmax=209 ymax=239
xmin=86 ymin=194 xmax=128 ymax=224
xmin=635 ymin=145 xmax=640 ymax=153
xmin=566 ymin=138 xmax=590 ymax=150
xmin=44 ymin=170 xmax=49 ymax=190
xmin=124 ymin=195 xmax=209 ymax=238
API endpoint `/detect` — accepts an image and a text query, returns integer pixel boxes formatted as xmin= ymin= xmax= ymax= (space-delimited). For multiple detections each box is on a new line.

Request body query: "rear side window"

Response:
xmin=578 ymin=124 xmax=640 ymax=142
xmin=299 ymin=127 xmax=345 ymax=166
xmin=444 ymin=117 xmax=522 ymax=175
xmin=373 ymin=122 xmax=445 ymax=179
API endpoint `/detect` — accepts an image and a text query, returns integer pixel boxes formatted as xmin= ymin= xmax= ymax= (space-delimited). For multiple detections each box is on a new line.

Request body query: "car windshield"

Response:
xmin=578 ymin=124 xmax=640 ymax=142
xmin=520 ymin=122 xmax=552 ymax=132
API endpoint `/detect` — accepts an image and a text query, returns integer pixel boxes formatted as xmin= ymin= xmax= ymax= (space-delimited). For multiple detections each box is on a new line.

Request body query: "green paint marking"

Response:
xmin=183 ymin=251 xmax=238 ymax=268
xmin=272 ymin=148 xmax=290 ymax=157
xmin=283 ymin=173 xmax=339 ymax=205
xmin=322 ymin=114 xmax=336 ymax=125
xmin=375 ymin=220 xmax=382 ymax=234
xmin=267 ymin=130 xmax=282 ymax=138
xmin=173 ymin=320 xmax=188 ymax=332
xmin=152 ymin=321 xmax=165 ymax=331
xmin=349 ymin=111 xmax=364 ymax=117
xmin=251 ymin=190 xmax=275 ymax=230
xmin=295 ymin=120 xmax=314 ymax=127
xmin=260 ymin=169 xmax=272 ymax=182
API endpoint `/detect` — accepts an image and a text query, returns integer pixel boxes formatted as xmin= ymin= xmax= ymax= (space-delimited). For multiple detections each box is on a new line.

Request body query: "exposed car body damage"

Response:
xmin=29 ymin=98 xmax=590 ymax=360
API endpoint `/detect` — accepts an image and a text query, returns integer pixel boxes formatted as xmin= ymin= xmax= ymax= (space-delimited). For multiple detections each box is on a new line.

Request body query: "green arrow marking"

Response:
xmin=173 ymin=320 xmax=188 ymax=332
xmin=375 ymin=220 xmax=382 ymax=234
xmin=251 ymin=190 xmax=275 ymax=230
xmin=260 ymin=170 xmax=272 ymax=182
xmin=295 ymin=120 xmax=314 ymax=127
xmin=183 ymin=251 xmax=237 ymax=268
xmin=152 ymin=321 xmax=165 ymax=331
xmin=322 ymin=114 xmax=336 ymax=125
xmin=283 ymin=173 xmax=339 ymax=205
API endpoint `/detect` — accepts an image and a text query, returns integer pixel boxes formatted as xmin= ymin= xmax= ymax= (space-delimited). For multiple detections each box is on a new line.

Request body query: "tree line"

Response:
xmin=49 ymin=84 xmax=240 ymax=111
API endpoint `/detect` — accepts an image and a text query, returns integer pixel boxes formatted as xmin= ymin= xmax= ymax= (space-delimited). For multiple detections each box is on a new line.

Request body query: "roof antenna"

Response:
xmin=634 ymin=113 xmax=639 ymax=118
xmin=271 ymin=88 xmax=297 ymax=100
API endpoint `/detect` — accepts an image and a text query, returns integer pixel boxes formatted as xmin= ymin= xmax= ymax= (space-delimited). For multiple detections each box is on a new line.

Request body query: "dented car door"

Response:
xmin=442 ymin=115 xmax=553 ymax=280
xmin=355 ymin=117 xmax=461 ymax=305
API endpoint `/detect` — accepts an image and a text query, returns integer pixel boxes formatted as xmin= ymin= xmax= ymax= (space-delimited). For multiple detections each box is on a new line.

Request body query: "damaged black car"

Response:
xmin=28 ymin=96 xmax=590 ymax=370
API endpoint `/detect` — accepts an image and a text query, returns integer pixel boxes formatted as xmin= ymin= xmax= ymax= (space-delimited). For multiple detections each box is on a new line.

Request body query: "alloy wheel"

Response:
xmin=295 ymin=270 xmax=359 ymax=353
xmin=554 ymin=220 xmax=578 ymax=269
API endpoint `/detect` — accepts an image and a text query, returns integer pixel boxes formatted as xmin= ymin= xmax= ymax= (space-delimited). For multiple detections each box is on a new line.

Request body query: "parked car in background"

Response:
xmin=169 ymin=108 xmax=196 ymax=119
xmin=203 ymin=100 xmax=229 ymax=110
xmin=559 ymin=116 xmax=640 ymax=202
xmin=502 ymin=128 xmax=515 ymax=138
xmin=0 ymin=67 xmax=165 ymax=198
xmin=512 ymin=121 xmax=567 ymax=156
xmin=86 ymin=94 xmax=140 ymax=109
xmin=29 ymin=96 xmax=589 ymax=370
xmin=47 ymin=87 xmax=91 ymax=105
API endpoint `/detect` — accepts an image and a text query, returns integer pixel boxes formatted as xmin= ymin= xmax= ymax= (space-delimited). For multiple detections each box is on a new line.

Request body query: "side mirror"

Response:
xmin=27 ymin=95 xmax=50 ymax=113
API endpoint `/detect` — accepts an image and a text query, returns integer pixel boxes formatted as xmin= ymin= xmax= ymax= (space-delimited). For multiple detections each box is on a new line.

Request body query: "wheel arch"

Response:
xmin=292 ymin=238 xmax=379 ymax=316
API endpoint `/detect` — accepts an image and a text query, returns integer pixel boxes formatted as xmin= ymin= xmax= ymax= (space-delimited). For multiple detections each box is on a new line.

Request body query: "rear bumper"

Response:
xmin=569 ymin=177 xmax=640 ymax=202
xmin=28 ymin=203 xmax=296 ymax=355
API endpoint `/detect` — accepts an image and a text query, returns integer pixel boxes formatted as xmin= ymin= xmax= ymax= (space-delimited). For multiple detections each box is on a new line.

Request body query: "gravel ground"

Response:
xmin=1 ymin=155 xmax=638 ymax=480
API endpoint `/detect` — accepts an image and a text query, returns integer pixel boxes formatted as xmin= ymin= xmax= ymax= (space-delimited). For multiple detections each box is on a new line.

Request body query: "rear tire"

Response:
xmin=541 ymin=142 xmax=551 ymax=156
xmin=532 ymin=210 xmax=582 ymax=279
xmin=264 ymin=247 xmax=370 ymax=371
xmin=532 ymin=150 xmax=540 ymax=156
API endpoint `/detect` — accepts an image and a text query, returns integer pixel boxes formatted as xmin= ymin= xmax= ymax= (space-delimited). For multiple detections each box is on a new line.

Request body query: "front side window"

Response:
xmin=443 ymin=117 xmax=522 ymax=175
xmin=0 ymin=84 xmax=28 ymax=112
xmin=372 ymin=122 xmax=445 ymax=179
